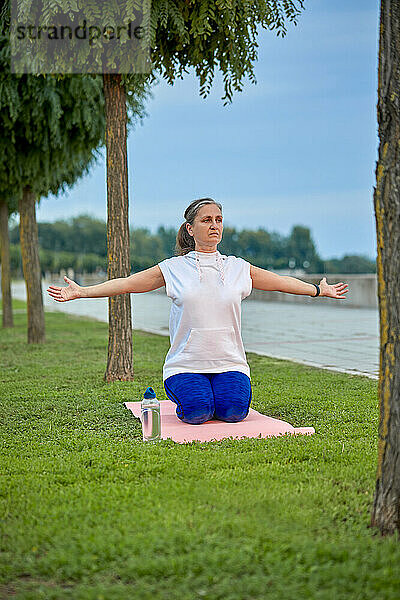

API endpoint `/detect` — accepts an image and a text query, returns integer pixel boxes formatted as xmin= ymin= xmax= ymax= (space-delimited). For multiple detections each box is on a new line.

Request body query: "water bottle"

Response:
xmin=141 ymin=387 xmax=161 ymax=442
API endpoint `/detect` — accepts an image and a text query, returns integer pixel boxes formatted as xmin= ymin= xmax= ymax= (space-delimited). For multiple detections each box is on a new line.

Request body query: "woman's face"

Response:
xmin=186 ymin=204 xmax=223 ymax=251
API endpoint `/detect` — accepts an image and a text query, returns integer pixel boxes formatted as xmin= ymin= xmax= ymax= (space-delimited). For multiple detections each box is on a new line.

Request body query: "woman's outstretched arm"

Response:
xmin=250 ymin=265 xmax=348 ymax=299
xmin=47 ymin=265 xmax=166 ymax=302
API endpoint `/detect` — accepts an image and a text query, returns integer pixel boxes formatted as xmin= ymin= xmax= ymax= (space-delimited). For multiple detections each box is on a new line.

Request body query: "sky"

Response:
xmin=35 ymin=0 xmax=380 ymax=260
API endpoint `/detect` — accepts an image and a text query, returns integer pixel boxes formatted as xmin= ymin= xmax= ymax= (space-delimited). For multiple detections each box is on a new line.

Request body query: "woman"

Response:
xmin=47 ymin=198 xmax=348 ymax=425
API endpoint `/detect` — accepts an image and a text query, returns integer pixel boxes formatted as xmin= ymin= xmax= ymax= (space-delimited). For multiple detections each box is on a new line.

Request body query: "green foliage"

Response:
xmin=286 ymin=225 xmax=319 ymax=269
xmin=130 ymin=227 xmax=163 ymax=269
xmin=145 ymin=0 xmax=305 ymax=103
xmin=324 ymin=255 xmax=377 ymax=275
xmin=40 ymin=248 xmax=106 ymax=276
xmin=0 ymin=34 xmax=106 ymax=203
xmin=8 ymin=0 xmax=305 ymax=104
xmin=0 ymin=196 xmax=18 ymax=220
xmin=2 ymin=307 xmax=398 ymax=599
xmin=6 ymin=241 xmax=107 ymax=277
xmin=37 ymin=215 xmax=107 ymax=256
xmin=9 ymin=241 xmax=22 ymax=275
xmin=8 ymin=215 xmax=377 ymax=276
xmin=220 ymin=227 xmax=284 ymax=269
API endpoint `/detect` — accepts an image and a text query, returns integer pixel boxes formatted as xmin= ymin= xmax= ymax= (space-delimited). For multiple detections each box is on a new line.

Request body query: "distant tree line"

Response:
xmin=8 ymin=215 xmax=376 ymax=276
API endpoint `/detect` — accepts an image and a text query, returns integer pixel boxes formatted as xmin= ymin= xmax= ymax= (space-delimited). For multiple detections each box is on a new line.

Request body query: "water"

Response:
xmin=141 ymin=391 xmax=161 ymax=441
xmin=11 ymin=280 xmax=379 ymax=379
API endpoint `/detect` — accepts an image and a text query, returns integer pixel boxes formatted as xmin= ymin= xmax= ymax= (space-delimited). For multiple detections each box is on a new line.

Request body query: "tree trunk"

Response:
xmin=0 ymin=201 xmax=13 ymax=328
xmin=371 ymin=0 xmax=400 ymax=536
xmin=18 ymin=187 xmax=45 ymax=344
xmin=103 ymin=73 xmax=134 ymax=381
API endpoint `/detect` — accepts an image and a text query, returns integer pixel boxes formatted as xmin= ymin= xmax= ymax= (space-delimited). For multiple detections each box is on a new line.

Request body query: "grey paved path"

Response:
xmin=241 ymin=300 xmax=379 ymax=379
xmin=11 ymin=281 xmax=379 ymax=379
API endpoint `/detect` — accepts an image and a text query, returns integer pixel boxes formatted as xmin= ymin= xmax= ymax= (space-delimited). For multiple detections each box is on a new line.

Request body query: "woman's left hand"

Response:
xmin=319 ymin=277 xmax=348 ymax=299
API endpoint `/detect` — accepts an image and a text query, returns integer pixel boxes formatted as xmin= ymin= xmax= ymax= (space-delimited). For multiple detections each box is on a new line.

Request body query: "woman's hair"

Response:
xmin=175 ymin=198 xmax=223 ymax=256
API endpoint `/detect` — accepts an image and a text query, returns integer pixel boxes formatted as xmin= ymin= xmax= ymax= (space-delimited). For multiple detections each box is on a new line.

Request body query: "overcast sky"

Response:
xmin=35 ymin=0 xmax=379 ymax=260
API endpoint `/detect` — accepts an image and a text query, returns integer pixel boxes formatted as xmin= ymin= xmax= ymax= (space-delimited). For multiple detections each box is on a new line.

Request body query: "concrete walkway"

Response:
xmin=242 ymin=300 xmax=379 ymax=379
xmin=11 ymin=281 xmax=380 ymax=379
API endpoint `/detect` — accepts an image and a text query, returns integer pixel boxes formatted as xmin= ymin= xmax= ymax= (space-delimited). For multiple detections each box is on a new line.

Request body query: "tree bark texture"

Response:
xmin=0 ymin=201 xmax=13 ymax=328
xmin=371 ymin=0 xmax=400 ymax=536
xmin=103 ymin=73 xmax=134 ymax=381
xmin=18 ymin=187 xmax=45 ymax=344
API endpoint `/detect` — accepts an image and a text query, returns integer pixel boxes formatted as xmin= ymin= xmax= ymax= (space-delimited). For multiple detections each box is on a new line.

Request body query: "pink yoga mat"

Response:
xmin=124 ymin=400 xmax=315 ymax=443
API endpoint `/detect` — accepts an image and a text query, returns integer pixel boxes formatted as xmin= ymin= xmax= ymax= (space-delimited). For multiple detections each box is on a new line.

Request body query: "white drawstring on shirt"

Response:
xmin=195 ymin=250 xmax=225 ymax=285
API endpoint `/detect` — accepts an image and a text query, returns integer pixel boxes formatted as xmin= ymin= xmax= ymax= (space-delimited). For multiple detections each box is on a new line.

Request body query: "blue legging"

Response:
xmin=164 ymin=371 xmax=252 ymax=425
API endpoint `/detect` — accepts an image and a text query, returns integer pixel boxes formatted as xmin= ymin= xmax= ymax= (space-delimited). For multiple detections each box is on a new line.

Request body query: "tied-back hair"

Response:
xmin=175 ymin=198 xmax=223 ymax=256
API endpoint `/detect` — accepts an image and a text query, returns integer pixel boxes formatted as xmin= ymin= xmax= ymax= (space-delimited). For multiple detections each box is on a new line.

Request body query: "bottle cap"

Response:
xmin=143 ymin=386 xmax=156 ymax=399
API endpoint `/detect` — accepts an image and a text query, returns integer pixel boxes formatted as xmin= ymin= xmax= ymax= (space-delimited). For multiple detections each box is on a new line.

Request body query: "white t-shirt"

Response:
xmin=158 ymin=250 xmax=253 ymax=382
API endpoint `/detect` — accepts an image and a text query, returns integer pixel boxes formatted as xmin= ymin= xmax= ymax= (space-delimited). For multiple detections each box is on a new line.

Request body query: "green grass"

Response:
xmin=1 ymin=301 xmax=398 ymax=600
xmin=1 ymin=298 xmax=26 ymax=311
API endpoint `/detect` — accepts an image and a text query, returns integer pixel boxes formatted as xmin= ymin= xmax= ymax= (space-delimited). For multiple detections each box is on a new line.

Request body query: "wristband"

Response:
xmin=313 ymin=284 xmax=320 ymax=297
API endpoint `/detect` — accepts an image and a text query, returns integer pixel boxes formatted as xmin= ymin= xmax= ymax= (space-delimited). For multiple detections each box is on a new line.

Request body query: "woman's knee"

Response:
xmin=164 ymin=373 xmax=215 ymax=425
xmin=214 ymin=405 xmax=249 ymax=423
xmin=179 ymin=408 xmax=214 ymax=425
xmin=212 ymin=371 xmax=252 ymax=423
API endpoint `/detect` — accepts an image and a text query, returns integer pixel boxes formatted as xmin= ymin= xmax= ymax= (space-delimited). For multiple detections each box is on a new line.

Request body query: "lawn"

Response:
xmin=1 ymin=300 xmax=398 ymax=600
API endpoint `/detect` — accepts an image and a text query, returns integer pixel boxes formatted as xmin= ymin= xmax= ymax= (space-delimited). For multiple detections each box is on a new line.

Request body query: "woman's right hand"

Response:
xmin=47 ymin=276 xmax=82 ymax=302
